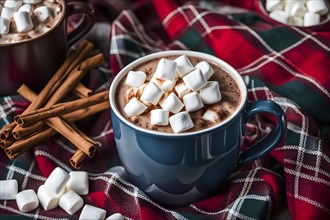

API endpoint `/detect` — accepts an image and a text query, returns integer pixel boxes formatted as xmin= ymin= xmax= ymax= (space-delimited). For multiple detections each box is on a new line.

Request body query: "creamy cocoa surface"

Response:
xmin=115 ymin=55 xmax=242 ymax=133
xmin=0 ymin=0 xmax=63 ymax=44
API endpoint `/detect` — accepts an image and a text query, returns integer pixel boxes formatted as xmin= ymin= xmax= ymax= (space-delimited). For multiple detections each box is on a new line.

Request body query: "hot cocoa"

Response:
xmin=0 ymin=0 xmax=63 ymax=44
xmin=115 ymin=55 xmax=242 ymax=133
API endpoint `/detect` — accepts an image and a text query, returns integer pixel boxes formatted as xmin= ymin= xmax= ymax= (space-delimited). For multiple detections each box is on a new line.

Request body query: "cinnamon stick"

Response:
xmin=5 ymin=128 xmax=56 ymax=156
xmin=69 ymin=150 xmax=86 ymax=169
xmin=15 ymin=91 xmax=109 ymax=127
xmin=12 ymin=52 xmax=105 ymax=138
xmin=0 ymin=123 xmax=16 ymax=140
xmin=15 ymin=85 xmax=109 ymax=140
xmin=73 ymin=83 xmax=92 ymax=98
xmin=0 ymin=137 xmax=15 ymax=149
xmin=45 ymin=53 xmax=105 ymax=106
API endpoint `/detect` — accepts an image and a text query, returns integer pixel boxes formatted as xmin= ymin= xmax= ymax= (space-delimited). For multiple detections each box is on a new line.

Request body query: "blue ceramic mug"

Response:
xmin=109 ymin=51 xmax=287 ymax=207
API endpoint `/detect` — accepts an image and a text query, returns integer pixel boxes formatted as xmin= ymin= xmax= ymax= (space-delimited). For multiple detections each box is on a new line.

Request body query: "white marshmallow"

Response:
xmin=304 ymin=12 xmax=320 ymax=26
xmin=290 ymin=2 xmax=307 ymax=17
xmin=106 ymin=213 xmax=124 ymax=220
xmin=174 ymin=55 xmax=194 ymax=78
xmin=1 ymin=7 xmax=16 ymax=19
xmin=269 ymin=10 xmax=290 ymax=24
xmin=290 ymin=16 xmax=303 ymax=26
xmin=159 ymin=92 xmax=184 ymax=114
xmin=44 ymin=167 xmax=70 ymax=195
xmin=4 ymin=0 xmax=22 ymax=10
xmin=150 ymin=109 xmax=169 ymax=126
xmin=140 ymin=82 xmax=164 ymax=105
xmin=14 ymin=11 xmax=33 ymax=32
xmin=195 ymin=61 xmax=214 ymax=80
xmin=79 ymin=204 xmax=107 ymax=220
xmin=266 ymin=0 xmax=284 ymax=12
xmin=37 ymin=184 xmax=62 ymax=211
xmin=125 ymin=71 xmax=147 ymax=88
xmin=19 ymin=4 xmax=32 ymax=13
xmin=58 ymin=190 xmax=84 ymax=215
xmin=16 ymin=189 xmax=39 ymax=212
xmin=306 ymin=0 xmax=328 ymax=16
xmin=202 ymin=109 xmax=220 ymax=123
xmin=0 ymin=179 xmax=18 ymax=200
xmin=175 ymin=82 xmax=191 ymax=98
xmin=183 ymin=69 xmax=207 ymax=92
xmin=0 ymin=17 xmax=10 ymax=34
xmin=154 ymin=58 xmax=177 ymax=81
xmin=34 ymin=6 xmax=51 ymax=22
xmin=66 ymin=171 xmax=89 ymax=195
xmin=200 ymin=81 xmax=221 ymax=104
xmin=183 ymin=92 xmax=204 ymax=112
xmin=124 ymin=97 xmax=147 ymax=117
xmin=23 ymin=0 xmax=42 ymax=4
xmin=151 ymin=78 xmax=176 ymax=92
xmin=169 ymin=111 xmax=194 ymax=133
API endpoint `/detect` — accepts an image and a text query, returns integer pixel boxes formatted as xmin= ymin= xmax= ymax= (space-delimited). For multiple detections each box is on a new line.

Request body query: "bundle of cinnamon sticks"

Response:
xmin=0 ymin=40 xmax=110 ymax=169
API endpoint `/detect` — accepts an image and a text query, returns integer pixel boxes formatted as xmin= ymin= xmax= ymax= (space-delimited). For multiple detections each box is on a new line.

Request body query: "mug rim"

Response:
xmin=109 ymin=50 xmax=248 ymax=137
xmin=0 ymin=0 xmax=66 ymax=47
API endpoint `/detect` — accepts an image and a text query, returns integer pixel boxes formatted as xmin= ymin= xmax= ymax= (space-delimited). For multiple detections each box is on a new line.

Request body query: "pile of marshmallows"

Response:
xmin=124 ymin=55 xmax=222 ymax=133
xmin=0 ymin=167 xmax=123 ymax=220
xmin=0 ymin=0 xmax=54 ymax=34
xmin=265 ymin=0 xmax=329 ymax=26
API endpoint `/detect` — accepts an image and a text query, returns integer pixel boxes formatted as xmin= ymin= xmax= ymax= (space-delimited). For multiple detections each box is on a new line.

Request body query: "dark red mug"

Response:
xmin=0 ymin=0 xmax=94 ymax=95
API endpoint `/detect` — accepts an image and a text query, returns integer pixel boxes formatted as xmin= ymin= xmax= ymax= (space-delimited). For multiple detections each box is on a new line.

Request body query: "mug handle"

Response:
xmin=238 ymin=100 xmax=287 ymax=167
xmin=66 ymin=1 xmax=95 ymax=46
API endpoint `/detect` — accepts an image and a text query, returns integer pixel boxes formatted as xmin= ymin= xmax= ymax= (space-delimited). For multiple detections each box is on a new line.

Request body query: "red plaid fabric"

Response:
xmin=1 ymin=0 xmax=330 ymax=219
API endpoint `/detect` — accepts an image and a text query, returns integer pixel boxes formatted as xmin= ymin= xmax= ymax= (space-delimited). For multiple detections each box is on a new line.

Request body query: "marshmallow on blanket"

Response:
xmin=202 ymin=109 xmax=220 ymax=123
xmin=124 ymin=97 xmax=147 ymax=117
xmin=14 ymin=11 xmax=34 ymax=32
xmin=58 ymin=190 xmax=84 ymax=215
xmin=125 ymin=71 xmax=147 ymax=88
xmin=34 ymin=6 xmax=51 ymax=22
xmin=159 ymin=92 xmax=184 ymax=114
xmin=0 ymin=17 xmax=10 ymax=34
xmin=79 ymin=204 xmax=107 ymax=220
xmin=174 ymin=55 xmax=194 ymax=78
xmin=0 ymin=179 xmax=18 ymax=200
xmin=150 ymin=109 xmax=169 ymax=126
xmin=16 ymin=189 xmax=39 ymax=212
xmin=183 ymin=92 xmax=204 ymax=112
xmin=306 ymin=0 xmax=329 ymax=16
xmin=37 ymin=184 xmax=63 ymax=211
xmin=195 ymin=61 xmax=214 ymax=80
xmin=200 ymin=81 xmax=221 ymax=104
xmin=169 ymin=111 xmax=194 ymax=133
xmin=183 ymin=69 xmax=207 ymax=91
xmin=140 ymin=82 xmax=164 ymax=105
xmin=154 ymin=58 xmax=177 ymax=81
xmin=44 ymin=167 xmax=70 ymax=195
xmin=106 ymin=213 xmax=124 ymax=220
xmin=66 ymin=171 xmax=89 ymax=195
xmin=304 ymin=12 xmax=320 ymax=26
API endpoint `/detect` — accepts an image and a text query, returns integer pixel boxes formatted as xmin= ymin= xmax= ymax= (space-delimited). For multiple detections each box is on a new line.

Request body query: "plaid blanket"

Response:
xmin=1 ymin=0 xmax=330 ymax=219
